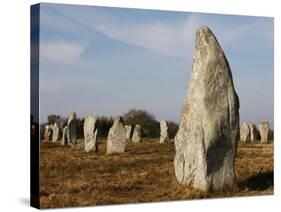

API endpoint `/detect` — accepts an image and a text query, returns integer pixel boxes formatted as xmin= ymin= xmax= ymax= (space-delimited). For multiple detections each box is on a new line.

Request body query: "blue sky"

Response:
xmin=39 ymin=3 xmax=274 ymax=128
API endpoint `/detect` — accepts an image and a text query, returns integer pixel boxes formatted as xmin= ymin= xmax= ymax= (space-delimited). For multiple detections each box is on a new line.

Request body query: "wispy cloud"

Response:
xmin=40 ymin=41 xmax=85 ymax=64
xmin=94 ymin=20 xmax=192 ymax=59
xmin=93 ymin=15 xmax=270 ymax=60
xmin=40 ymin=5 xmax=272 ymax=61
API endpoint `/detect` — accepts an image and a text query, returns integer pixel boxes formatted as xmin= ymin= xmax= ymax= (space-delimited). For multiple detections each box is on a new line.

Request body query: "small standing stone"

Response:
xmin=259 ymin=121 xmax=270 ymax=143
xmin=160 ymin=120 xmax=169 ymax=143
xmin=84 ymin=115 xmax=98 ymax=152
xmin=68 ymin=112 xmax=77 ymax=145
xmin=249 ymin=123 xmax=258 ymax=142
xmin=44 ymin=125 xmax=49 ymax=141
xmin=268 ymin=129 xmax=274 ymax=141
xmin=132 ymin=124 xmax=141 ymax=143
xmin=52 ymin=122 xmax=59 ymax=142
xmin=106 ymin=116 xmax=126 ymax=154
xmin=240 ymin=123 xmax=250 ymax=143
xmin=125 ymin=125 xmax=132 ymax=140
xmin=48 ymin=124 xmax=53 ymax=141
xmin=62 ymin=126 xmax=69 ymax=145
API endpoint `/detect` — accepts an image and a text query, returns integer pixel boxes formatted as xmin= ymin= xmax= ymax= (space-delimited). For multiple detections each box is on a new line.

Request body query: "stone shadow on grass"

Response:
xmin=238 ymin=171 xmax=273 ymax=191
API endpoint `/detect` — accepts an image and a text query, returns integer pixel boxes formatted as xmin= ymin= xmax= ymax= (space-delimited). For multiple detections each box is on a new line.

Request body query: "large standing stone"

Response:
xmin=249 ymin=123 xmax=258 ymax=142
xmin=67 ymin=112 xmax=77 ymax=145
xmin=52 ymin=122 xmax=59 ymax=142
xmin=240 ymin=123 xmax=250 ymax=143
xmin=84 ymin=115 xmax=98 ymax=152
xmin=61 ymin=126 xmax=69 ymax=145
xmin=259 ymin=121 xmax=269 ymax=143
xmin=160 ymin=120 xmax=169 ymax=143
xmin=132 ymin=124 xmax=141 ymax=143
xmin=174 ymin=26 xmax=240 ymax=192
xmin=106 ymin=116 xmax=126 ymax=154
xmin=125 ymin=125 xmax=132 ymax=140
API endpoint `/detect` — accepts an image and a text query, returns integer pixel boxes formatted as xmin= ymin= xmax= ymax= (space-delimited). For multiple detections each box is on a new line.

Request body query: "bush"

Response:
xmin=123 ymin=109 xmax=160 ymax=138
xmin=96 ymin=116 xmax=114 ymax=138
xmin=167 ymin=121 xmax=179 ymax=138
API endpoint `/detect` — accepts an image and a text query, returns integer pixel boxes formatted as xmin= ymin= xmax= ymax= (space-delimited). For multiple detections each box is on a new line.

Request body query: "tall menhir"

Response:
xmin=174 ymin=26 xmax=240 ymax=191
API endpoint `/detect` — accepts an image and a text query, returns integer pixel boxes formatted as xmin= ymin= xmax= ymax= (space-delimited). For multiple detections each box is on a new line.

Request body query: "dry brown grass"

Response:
xmin=39 ymin=139 xmax=273 ymax=208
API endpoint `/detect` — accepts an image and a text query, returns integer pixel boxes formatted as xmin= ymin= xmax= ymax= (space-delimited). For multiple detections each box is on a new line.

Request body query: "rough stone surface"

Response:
xmin=67 ymin=112 xmax=77 ymax=145
xmin=106 ymin=116 xmax=126 ymax=154
xmin=84 ymin=115 xmax=98 ymax=152
xmin=240 ymin=123 xmax=250 ymax=143
xmin=125 ymin=125 xmax=132 ymax=140
xmin=47 ymin=124 xmax=53 ymax=141
xmin=52 ymin=122 xmax=60 ymax=142
xmin=44 ymin=125 xmax=50 ymax=141
xmin=174 ymin=26 xmax=240 ymax=192
xmin=259 ymin=121 xmax=269 ymax=143
xmin=268 ymin=129 xmax=274 ymax=141
xmin=132 ymin=124 xmax=141 ymax=143
xmin=160 ymin=120 xmax=169 ymax=143
xmin=249 ymin=123 xmax=258 ymax=142
xmin=61 ymin=126 xmax=69 ymax=145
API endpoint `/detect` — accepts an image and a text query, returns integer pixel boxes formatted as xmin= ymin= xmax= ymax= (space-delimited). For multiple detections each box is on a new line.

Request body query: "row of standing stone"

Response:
xmin=43 ymin=112 xmax=77 ymax=144
xmin=44 ymin=113 xmax=272 ymax=149
xmin=240 ymin=121 xmax=272 ymax=143
xmin=44 ymin=123 xmax=59 ymax=142
xmin=43 ymin=113 xmax=170 ymax=154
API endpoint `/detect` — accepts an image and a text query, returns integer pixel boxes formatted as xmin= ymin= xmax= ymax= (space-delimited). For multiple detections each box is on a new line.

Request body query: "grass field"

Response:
xmin=39 ymin=139 xmax=273 ymax=208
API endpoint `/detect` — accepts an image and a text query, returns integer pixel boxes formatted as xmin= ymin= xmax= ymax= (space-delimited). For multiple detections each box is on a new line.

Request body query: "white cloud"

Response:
xmin=95 ymin=21 xmax=190 ymax=59
xmin=40 ymin=41 xmax=85 ymax=64
xmin=83 ymin=12 xmax=262 ymax=60
xmin=40 ymin=7 xmax=201 ymax=59
xmin=40 ymin=6 xmax=272 ymax=61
